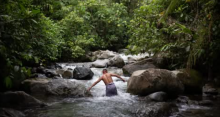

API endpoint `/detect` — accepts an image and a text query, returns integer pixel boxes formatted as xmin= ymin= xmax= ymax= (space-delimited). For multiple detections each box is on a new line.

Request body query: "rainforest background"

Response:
xmin=0 ymin=0 xmax=220 ymax=90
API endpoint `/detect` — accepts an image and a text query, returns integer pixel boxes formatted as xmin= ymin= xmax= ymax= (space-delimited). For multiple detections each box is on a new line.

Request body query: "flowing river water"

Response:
xmin=25 ymin=54 xmax=220 ymax=117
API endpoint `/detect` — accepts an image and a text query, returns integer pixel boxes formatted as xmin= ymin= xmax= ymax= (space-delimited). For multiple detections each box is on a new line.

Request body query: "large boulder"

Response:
xmin=108 ymin=55 xmax=125 ymax=68
xmin=148 ymin=91 xmax=167 ymax=102
xmin=172 ymin=69 xmax=204 ymax=93
xmin=21 ymin=78 xmax=91 ymax=97
xmin=123 ymin=58 xmax=157 ymax=75
xmin=62 ymin=70 xmax=73 ymax=79
xmin=0 ymin=108 xmax=25 ymax=117
xmin=127 ymin=69 xmax=184 ymax=96
xmin=0 ymin=91 xmax=46 ymax=110
xmin=91 ymin=59 xmax=109 ymax=68
xmin=95 ymin=50 xmax=117 ymax=59
xmin=133 ymin=102 xmax=178 ymax=117
xmin=73 ymin=67 xmax=94 ymax=80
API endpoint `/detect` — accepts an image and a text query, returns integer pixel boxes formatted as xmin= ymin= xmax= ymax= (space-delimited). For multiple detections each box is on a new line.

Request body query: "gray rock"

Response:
xmin=56 ymin=69 xmax=65 ymax=75
xmin=203 ymin=84 xmax=219 ymax=97
xmin=176 ymin=96 xmax=198 ymax=105
xmin=176 ymin=96 xmax=190 ymax=104
xmin=97 ymin=50 xmax=116 ymax=59
xmin=91 ymin=59 xmax=109 ymax=68
xmin=91 ymin=50 xmax=118 ymax=61
xmin=45 ymin=69 xmax=59 ymax=78
xmin=36 ymin=66 xmax=45 ymax=74
xmin=133 ymin=102 xmax=178 ymax=117
xmin=199 ymin=100 xmax=214 ymax=106
xmin=123 ymin=58 xmax=157 ymax=75
xmin=53 ymin=76 xmax=62 ymax=79
xmin=108 ymin=55 xmax=125 ymax=68
xmin=73 ymin=67 xmax=94 ymax=80
xmin=0 ymin=108 xmax=25 ymax=117
xmin=67 ymin=68 xmax=73 ymax=70
xmin=0 ymin=91 xmax=46 ymax=110
xmin=148 ymin=91 xmax=167 ymax=102
xmin=21 ymin=78 xmax=91 ymax=97
xmin=127 ymin=57 xmax=136 ymax=64
xmin=62 ymin=70 xmax=73 ymax=79
xmin=127 ymin=69 xmax=184 ymax=96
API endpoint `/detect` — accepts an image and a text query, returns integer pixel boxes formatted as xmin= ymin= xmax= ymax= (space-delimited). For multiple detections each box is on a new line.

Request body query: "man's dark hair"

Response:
xmin=103 ymin=69 xmax=107 ymax=72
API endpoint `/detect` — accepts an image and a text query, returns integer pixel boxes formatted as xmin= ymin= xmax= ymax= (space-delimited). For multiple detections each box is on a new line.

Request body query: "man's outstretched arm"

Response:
xmin=111 ymin=74 xmax=126 ymax=82
xmin=87 ymin=77 xmax=102 ymax=91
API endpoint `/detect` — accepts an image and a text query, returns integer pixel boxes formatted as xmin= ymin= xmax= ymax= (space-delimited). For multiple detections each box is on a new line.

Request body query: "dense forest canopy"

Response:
xmin=0 ymin=0 xmax=220 ymax=90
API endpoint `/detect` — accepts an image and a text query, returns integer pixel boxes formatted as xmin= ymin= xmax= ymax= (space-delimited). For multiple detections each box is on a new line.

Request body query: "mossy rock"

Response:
xmin=173 ymin=69 xmax=204 ymax=94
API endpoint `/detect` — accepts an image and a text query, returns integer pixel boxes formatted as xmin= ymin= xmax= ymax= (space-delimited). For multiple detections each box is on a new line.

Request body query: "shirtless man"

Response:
xmin=87 ymin=69 xmax=126 ymax=96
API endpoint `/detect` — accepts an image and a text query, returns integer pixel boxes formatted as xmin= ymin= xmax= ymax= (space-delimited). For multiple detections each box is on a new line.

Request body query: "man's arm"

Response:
xmin=87 ymin=77 xmax=102 ymax=91
xmin=110 ymin=74 xmax=126 ymax=82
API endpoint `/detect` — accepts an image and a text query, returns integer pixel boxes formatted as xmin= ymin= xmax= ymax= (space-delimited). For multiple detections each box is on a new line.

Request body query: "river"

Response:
xmin=25 ymin=53 xmax=220 ymax=117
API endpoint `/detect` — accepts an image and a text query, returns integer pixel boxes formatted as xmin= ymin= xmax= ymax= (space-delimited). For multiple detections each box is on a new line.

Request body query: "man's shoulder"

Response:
xmin=107 ymin=73 xmax=112 ymax=75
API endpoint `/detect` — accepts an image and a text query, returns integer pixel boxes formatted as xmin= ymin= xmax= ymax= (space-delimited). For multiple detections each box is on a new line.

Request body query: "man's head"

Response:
xmin=102 ymin=69 xmax=108 ymax=74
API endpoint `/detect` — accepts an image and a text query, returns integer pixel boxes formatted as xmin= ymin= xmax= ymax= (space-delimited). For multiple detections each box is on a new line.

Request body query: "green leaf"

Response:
xmin=4 ymin=77 xmax=12 ymax=88
xmin=31 ymin=10 xmax=40 ymax=15
xmin=31 ymin=19 xmax=38 ymax=24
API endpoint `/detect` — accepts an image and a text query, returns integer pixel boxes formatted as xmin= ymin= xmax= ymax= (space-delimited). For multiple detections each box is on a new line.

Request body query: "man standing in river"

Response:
xmin=87 ymin=69 xmax=126 ymax=96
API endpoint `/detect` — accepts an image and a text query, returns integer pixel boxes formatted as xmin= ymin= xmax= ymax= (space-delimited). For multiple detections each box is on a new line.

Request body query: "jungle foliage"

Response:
xmin=127 ymin=0 xmax=220 ymax=77
xmin=0 ymin=0 xmax=220 ymax=90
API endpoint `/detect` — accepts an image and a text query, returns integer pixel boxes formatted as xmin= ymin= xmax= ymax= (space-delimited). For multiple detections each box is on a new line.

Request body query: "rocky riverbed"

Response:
xmin=1 ymin=50 xmax=220 ymax=117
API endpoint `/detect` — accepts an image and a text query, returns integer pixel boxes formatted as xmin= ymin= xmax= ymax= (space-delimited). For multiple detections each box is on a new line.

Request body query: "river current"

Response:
xmin=25 ymin=53 xmax=220 ymax=117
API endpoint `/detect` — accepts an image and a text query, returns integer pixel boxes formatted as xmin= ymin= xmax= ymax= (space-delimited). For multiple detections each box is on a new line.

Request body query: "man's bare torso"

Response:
xmin=101 ymin=73 xmax=113 ymax=85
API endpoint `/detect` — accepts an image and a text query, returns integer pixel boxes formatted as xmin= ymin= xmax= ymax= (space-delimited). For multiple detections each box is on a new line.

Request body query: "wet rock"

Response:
xmin=127 ymin=57 xmax=136 ymax=64
xmin=21 ymin=78 xmax=91 ymax=97
xmin=67 ymin=68 xmax=73 ymax=70
xmin=0 ymin=91 xmax=46 ymax=110
xmin=134 ymin=102 xmax=178 ymax=117
xmin=199 ymin=100 xmax=214 ymax=106
xmin=176 ymin=96 xmax=190 ymax=104
xmin=176 ymin=96 xmax=198 ymax=105
xmin=203 ymin=84 xmax=219 ymax=97
xmin=46 ymin=63 xmax=62 ymax=69
xmin=148 ymin=91 xmax=167 ymax=102
xmin=0 ymin=108 xmax=25 ymax=117
xmin=56 ymin=69 xmax=65 ymax=75
xmin=53 ymin=76 xmax=62 ymax=79
xmin=29 ymin=73 xmax=38 ymax=78
xmin=96 ymin=50 xmax=117 ymax=59
xmin=91 ymin=59 xmax=109 ymax=68
xmin=62 ymin=70 xmax=73 ymax=79
xmin=172 ymin=69 xmax=204 ymax=94
xmin=73 ymin=67 xmax=94 ymax=80
xmin=31 ymin=67 xmax=37 ymax=74
xmin=127 ymin=69 xmax=184 ymax=96
xmin=45 ymin=69 xmax=59 ymax=78
xmin=108 ymin=55 xmax=125 ymax=68
xmin=123 ymin=58 xmax=157 ymax=75
xmin=36 ymin=66 xmax=45 ymax=74
xmin=107 ymin=68 xmax=123 ymax=76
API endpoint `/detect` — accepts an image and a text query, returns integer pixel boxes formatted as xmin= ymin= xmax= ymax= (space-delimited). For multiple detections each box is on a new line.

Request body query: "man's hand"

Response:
xmin=122 ymin=79 xmax=126 ymax=82
xmin=87 ymin=87 xmax=91 ymax=92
